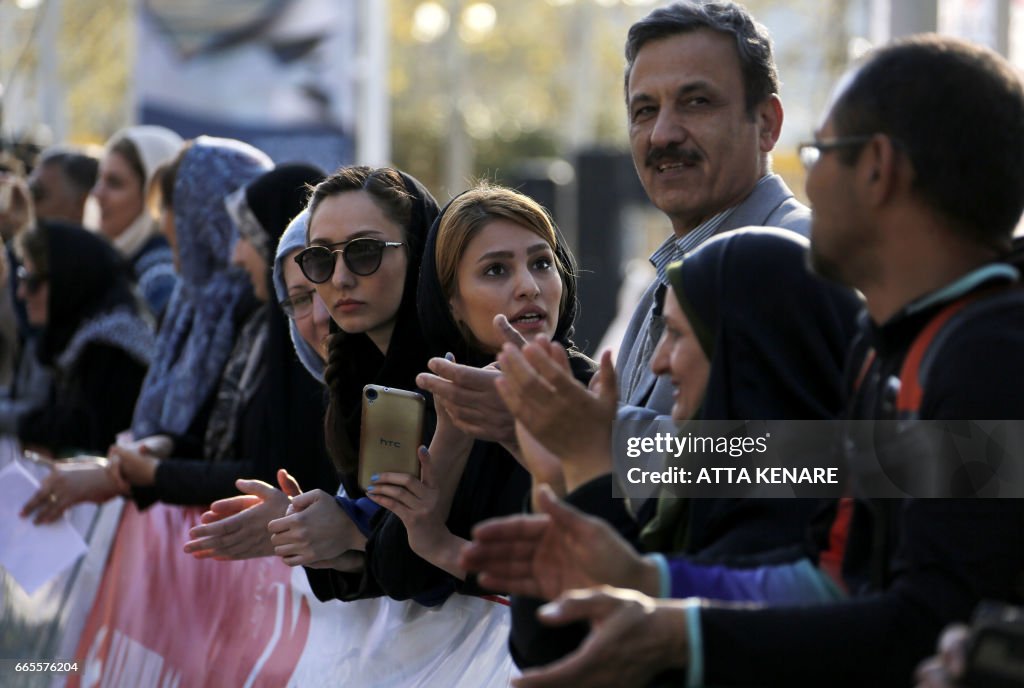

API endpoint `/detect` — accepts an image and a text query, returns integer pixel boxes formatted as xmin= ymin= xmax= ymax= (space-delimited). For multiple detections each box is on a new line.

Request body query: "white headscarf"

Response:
xmin=102 ymin=125 xmax=184 ymax=259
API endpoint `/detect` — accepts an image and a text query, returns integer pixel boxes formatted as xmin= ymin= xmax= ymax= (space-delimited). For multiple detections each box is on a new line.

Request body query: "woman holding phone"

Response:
xmin=266 ymin=165 xmax=444 ymax=597
xmin=344 ymin=183 xmax=597 ymax=600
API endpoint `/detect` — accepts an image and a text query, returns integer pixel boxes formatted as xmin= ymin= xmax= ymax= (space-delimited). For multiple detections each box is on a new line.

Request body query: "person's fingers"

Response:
xmin=522 ymin=342 xmax=577 ymax=393
xmin=282 ymin=553 xmax=312 ymax=567
xmin=183 ymin=534 xmax=216 ymax=554
xmin=417 ymin=445 xmax=434 ymax=487
xmin=34 ymin=494 xmax=68 ymax=525
xmin=277 ymin=469 xmax=302 ymax=497
xmin=499 ymin=344 xmax=553 ymax=395
xmin=188 ymin=518 xmax=234 ymax=541
xmin=415 ymin=371 xmax=454 ymax=399
xmin=235 ymin=479 xmax=278 ymax=503
xmin=371 ymin=471 xmax=420 ymax=490
xmin=288 ymin=489 xmax=320 ymax=512
xmin=547 ymin=340 xmax=572 ymax=373
xmin=365 ymin=492 xmax=410 ymax=520
xmin=21 ymin=487 xmax=50 ymax=518
xmin=366 ymin=485 xmax=415 ymax=512
xmin=536 ymin=587 xmax=622 ymax=627
xmin=208 ymin=495 xmax=261 ymax=516
xmin=493 ymin=313 xmax=529 ymax=349
xmin=938 ymin=624 xmax=969 ymax=678
xmin=21 ymin=471 xmax=61 ymax=518
xmin=597 ymin=350 xmax=619 ymax=406
xmin=537 ymin=484 xmax=595 ymax=538
xmin=267 ymin=513 xmax=297 ymax=534
xmin=273 ymin=542 xmax=307 ymax=559
xmin=429 ymin=357 xmax=501 ymax=394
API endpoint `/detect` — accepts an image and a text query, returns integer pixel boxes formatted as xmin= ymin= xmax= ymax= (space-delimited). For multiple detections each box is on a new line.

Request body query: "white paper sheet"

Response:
xmin=0 ymin=460 xmax=88 ymax=595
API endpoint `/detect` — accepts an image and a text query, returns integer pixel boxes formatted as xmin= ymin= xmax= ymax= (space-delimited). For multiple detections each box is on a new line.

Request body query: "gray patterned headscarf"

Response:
xmin=131 ymin=137 xmax=272 ymax=438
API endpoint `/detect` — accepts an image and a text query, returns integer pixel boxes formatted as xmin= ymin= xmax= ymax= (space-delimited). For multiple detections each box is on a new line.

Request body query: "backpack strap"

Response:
xmin=896 ymin=286 xmax=1017 ymax=417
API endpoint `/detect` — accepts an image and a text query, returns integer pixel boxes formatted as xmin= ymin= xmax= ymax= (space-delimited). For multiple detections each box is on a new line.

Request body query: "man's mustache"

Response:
xmin=646 ymin=146 xmax=703 ymax=168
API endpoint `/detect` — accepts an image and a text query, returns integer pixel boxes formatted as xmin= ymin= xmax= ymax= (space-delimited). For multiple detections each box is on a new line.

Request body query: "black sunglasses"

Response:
xmin=294 ymin=238 xmax=404 ymax=283
xmin=279 ymin=289 xmax=315 ymax=320
xmin=16 ymin=265 xmax=48 ymax=294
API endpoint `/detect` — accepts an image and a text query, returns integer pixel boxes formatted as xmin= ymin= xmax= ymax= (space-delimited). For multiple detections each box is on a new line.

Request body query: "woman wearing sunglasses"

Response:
xmin=266 ymin=165 xmax=444 ymax=600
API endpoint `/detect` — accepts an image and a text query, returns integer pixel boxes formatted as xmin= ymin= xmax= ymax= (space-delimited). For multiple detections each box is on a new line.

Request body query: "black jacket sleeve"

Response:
xmin=510 ymin=474 xmax=640 ymax=669
xmin=699 ymin=499 xmax=1024 ymax=686
xmin=18 ymin=343 xmax=146 ymax=455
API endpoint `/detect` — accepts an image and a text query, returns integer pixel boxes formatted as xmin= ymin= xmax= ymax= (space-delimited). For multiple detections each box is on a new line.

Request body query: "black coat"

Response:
xmin=698 ymin=266 xmax=1024 ymax=687
xmin=19 ymin=221 xmax=153 ymax=454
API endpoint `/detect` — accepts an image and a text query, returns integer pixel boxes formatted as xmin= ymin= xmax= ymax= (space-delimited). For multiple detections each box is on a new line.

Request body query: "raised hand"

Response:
xmin=183 ymin=469 xmax=301 ymax=560
xmin=366 ymin=445 xmax=467 ymax=578
xmin=496 ymin=341 xmax=618 ymax=492
xmin=461 ymin=485 xmax=658 ymax=599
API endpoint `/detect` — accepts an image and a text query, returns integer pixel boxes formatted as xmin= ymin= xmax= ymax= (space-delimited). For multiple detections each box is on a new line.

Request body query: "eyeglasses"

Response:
xmin=294 ymin=238 xmax=404 ymax=283
xmin=279 ymin=289 xmax=315 ymax=320
xmin=16 ymin=265 xmax=48 ymax=294
xmin=797 ymin=136 xmax=874 ymax=170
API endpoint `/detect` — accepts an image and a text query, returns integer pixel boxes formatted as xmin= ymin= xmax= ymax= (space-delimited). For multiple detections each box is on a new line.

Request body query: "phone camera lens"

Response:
xmin=366 ymin=388 xmax=378 ymax=401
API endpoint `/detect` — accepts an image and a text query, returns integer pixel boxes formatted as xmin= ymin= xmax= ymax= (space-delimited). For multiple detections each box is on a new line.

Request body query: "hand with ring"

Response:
xmin=21 ymin=462 xmax=128 ymax=525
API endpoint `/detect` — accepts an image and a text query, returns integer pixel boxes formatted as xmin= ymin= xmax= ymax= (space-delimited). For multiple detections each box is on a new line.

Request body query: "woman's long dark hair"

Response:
xmin=309 ymin=166 xmax=439 ymax=485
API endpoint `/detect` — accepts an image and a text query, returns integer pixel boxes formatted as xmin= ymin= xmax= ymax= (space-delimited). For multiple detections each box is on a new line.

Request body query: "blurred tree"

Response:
xmin=390 ymin=0 xmax=653 ymax=196
xmin=61 ymin=0 xmax=133 ymax=144
xmin=389 ymin=0 xmax=857 ymax=199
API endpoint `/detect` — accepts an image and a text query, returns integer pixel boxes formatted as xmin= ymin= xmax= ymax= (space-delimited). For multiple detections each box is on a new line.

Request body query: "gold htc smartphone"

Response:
xmin=358 ymin=385 xmax=425 ymax=490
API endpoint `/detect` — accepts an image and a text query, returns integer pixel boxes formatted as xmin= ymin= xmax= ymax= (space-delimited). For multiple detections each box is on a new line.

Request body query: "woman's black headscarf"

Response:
xmin=667 ymin=228 xmax=860 ymax=422
xmin=323 ymin=170 xmax=440 ymax=490
xmin=643 ymin=227 xmax=862 ymax=555
xmin=36 ymin=220 xmax=148 ymax=366
xmin=416 ymin=192 xmax=584 ymax=368
xmin=231 ymin=163 xmax=331 ymax=489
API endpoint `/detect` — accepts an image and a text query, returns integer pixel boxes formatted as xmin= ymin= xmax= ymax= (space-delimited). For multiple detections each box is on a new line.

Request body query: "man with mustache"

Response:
xmin=615 ymin=1 xmax=808 ymax=452
xmin=418 ymin=1 xmax=809 ymax=466
xmin=498 ymin=34 xmax=1024 ymax=688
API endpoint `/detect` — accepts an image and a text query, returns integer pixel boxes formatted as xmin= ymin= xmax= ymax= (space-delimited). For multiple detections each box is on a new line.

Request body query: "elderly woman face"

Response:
xmin=281 ymin=247 xmax=331 ymax=361
xmin=93 ymin=150 xmax=144 ymax=240
xmin=448 ymin=220 xmax=563 ymax=354
xmin=650 ymin=289 xmax=710 ymax=421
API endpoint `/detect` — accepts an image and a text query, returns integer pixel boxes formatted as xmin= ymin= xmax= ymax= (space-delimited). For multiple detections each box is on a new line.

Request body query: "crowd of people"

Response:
xmin=1 ymin=1 xmax=1022 ymax=686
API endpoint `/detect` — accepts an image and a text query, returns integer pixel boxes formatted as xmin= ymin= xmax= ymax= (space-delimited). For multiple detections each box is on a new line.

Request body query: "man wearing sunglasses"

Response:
xmin=505 ymin=34 xmax=1024 ymax=688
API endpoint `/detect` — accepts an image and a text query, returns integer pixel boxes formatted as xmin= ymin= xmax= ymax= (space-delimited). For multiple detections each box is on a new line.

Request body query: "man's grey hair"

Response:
xmin=624 ymin=1 xmax=779 ymax=115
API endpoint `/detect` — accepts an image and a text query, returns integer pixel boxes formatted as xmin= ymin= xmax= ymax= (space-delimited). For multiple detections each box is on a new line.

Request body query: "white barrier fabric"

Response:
xmin=0 ymin=438 xmax=123 ymax=688
xmin=69 ymin=502 xmax=516 ymax=687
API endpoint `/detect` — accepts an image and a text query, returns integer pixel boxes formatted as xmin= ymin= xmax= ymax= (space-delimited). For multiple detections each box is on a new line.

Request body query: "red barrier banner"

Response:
xmin=70 ymin=503 xmax=308 ymax=688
